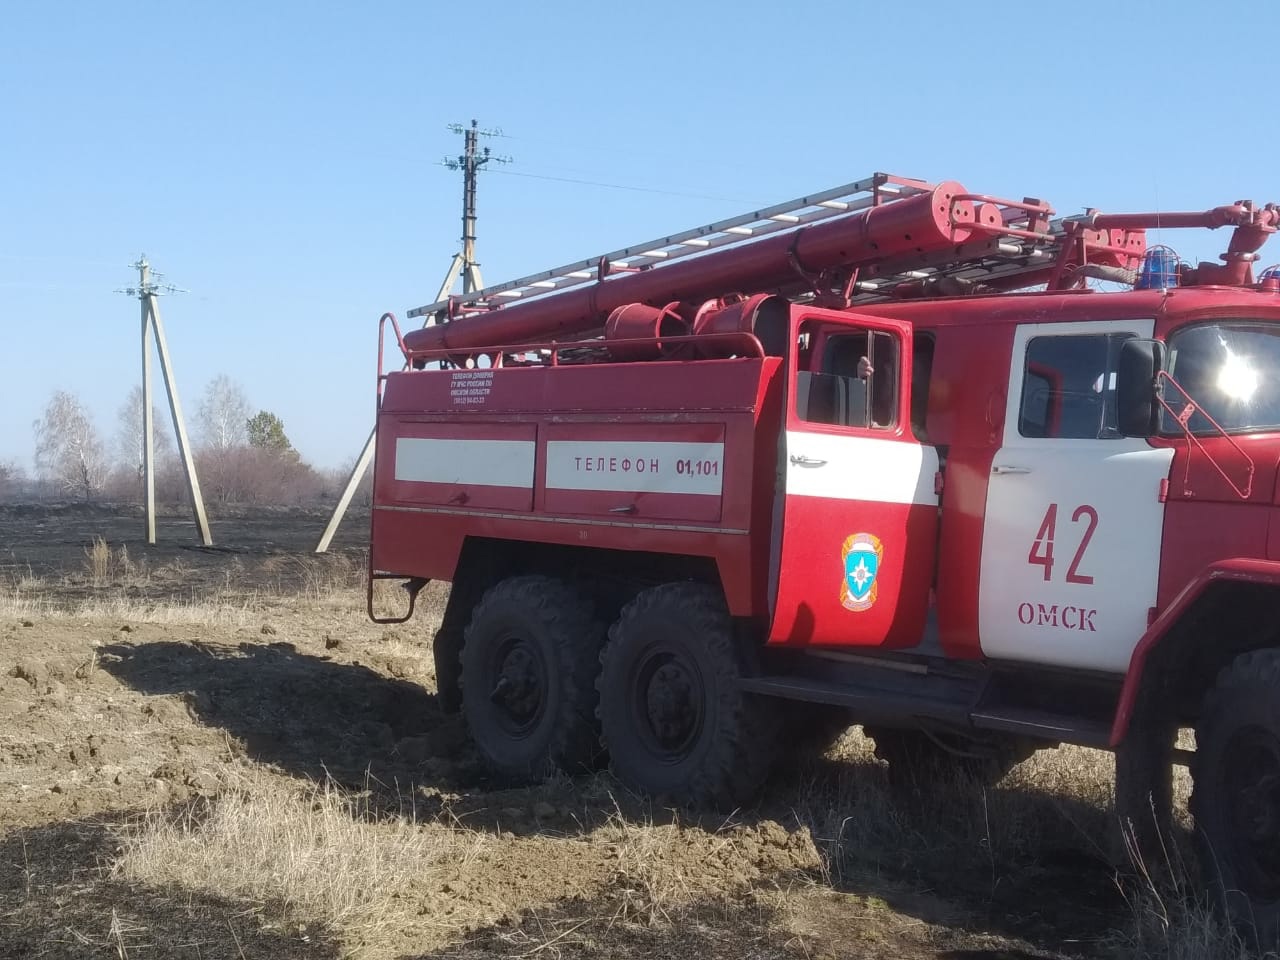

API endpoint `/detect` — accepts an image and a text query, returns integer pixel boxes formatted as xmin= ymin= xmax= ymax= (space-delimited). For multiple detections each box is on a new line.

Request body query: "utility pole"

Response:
xmin=120 ymin=257 xmax=213 ymax=546
xmin=444 ymin=119 xmax=511 ymax=294
xmin=315 ymin=120 xmax=510 ymax=553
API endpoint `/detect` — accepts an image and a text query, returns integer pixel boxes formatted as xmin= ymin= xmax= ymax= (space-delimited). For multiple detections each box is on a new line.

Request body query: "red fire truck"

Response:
xmin=368 ymin=173 xmax=1280 ymax=938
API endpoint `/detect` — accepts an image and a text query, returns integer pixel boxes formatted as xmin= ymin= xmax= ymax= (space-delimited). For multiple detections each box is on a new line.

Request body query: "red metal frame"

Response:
xmin=402 ymin=331 xmax=767 ymax=368
xmin=377 ymin=311 xmax=407 ymax=396
xmin=1156 ymin=369 xmax=1256 ymax=500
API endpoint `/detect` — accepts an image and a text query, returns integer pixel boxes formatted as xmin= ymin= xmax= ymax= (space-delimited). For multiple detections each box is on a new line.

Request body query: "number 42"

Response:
xmin=1027 ymin=503 xmax=1098 ymax=584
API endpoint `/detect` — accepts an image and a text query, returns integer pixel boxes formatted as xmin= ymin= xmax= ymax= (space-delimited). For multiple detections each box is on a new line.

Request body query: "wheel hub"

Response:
xmin=489 ymin=641 xmax=544 ymax=732
xmin=638 ymin=654 xmax=702 ymax=755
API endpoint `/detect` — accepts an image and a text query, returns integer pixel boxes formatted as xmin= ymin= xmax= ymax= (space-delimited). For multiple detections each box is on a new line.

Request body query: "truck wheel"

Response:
xmin=597 ymin=582 xmax=778 ymax=809
xmin=1113 ymin=715 xmax=1175 ymax=872
xmin=461 ymin=575 xmax=604 ymax=782
xmin=1192 ymin=649 xmax=1280 ymax=948
xmin=866 ymin=726 xmax=1025 ymax=792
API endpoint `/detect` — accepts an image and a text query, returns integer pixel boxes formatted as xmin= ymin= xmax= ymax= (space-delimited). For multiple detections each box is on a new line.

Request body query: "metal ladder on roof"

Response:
xmin=847 ymin=220 xmax=1067 ymax=302
xmin=407 ymin=173 xmax=938 ymax=321
xmin=406 ymin=172 xmax=1097 ymax=322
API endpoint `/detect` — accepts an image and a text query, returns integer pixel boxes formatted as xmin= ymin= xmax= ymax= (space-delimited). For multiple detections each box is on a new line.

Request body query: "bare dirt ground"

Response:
xmin=0 ymin=504 xmax=1238 ymax=959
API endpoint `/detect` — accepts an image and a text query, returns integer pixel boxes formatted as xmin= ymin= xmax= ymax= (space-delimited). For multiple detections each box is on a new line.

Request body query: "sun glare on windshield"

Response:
xmin=1215 ymin=347 xmax=1260 ymax=403
xmin=1166 ymin=322 xmax=1280 ymax=433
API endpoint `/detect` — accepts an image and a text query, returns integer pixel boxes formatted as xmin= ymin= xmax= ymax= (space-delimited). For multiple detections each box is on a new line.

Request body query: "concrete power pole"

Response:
xmin=315 ymin=121 xmax=510 ymax=553
xmin=445 ymin=119 xmax=510 ymax=293
xmin=122 ymin=257 xmax=213 ymax=546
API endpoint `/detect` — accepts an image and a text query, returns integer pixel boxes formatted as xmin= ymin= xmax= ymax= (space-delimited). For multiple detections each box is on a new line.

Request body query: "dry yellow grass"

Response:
xmin=107 ymin=742 xmax=1249 ymax=960
xmin=84 ymin=536 xmax=112 ymax=586
xmin=791 ymin=731 xmax=1260 ymax=960
xmin=0 ymin=590 xmax=260 ymax=627
xmin=82 ymin=536 xmax=148 ymax=587
xmin=113 ymin=772 xmax=490 ymax=945
xmin=0 ymin=535 xmax=1267 ymax=959
xmin=2 ymin=538 xmax=408 ymax=625
xmin=1107 ymin=873 xmax=1253 ymax=959
xmin=106 ymin=769 xmax=835 ymax=958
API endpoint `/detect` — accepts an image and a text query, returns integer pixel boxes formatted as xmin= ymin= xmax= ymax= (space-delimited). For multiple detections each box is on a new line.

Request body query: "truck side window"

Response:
xmin=795 ymin=326 xmax=899 ymax=430
xmin=1018 ymin=334 xmax=1133 ymax=439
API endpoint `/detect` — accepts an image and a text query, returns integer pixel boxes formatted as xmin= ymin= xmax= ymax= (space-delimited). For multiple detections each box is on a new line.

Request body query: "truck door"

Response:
xmin=978 ymin=319 xmax=1173 ymax=673
xmin=769 ymin=306 xmax=940 ymax=648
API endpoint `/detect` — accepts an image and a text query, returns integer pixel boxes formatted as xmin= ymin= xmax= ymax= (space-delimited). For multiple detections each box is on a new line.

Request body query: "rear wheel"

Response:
xmin=1192 ymin=649 xmax=1280 ymax=949
xmin=597 ymin=582 xmax=778 ymax=808
xmin=461 ymin=575 xmax=604 ymax=782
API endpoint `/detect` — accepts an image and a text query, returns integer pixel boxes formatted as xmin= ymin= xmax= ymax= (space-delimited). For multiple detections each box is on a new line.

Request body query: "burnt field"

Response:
xmin=0 ymin=502 xmax=371 ymax=599
xmin=0 ymin=503 xmax=1245 ymax=959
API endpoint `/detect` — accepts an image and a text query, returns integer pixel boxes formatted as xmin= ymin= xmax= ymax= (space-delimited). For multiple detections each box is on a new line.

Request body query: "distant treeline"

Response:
xmin=5 ymin=376 xmax=370 ymax=509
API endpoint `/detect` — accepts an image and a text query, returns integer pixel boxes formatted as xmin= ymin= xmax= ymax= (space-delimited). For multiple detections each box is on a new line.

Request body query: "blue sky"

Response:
xmin=3 ymin=0 xmax=1278 ymax=473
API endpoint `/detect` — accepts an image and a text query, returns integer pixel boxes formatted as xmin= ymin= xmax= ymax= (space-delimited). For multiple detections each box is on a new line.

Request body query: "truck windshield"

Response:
xmin=1163 ymin=321 xmax=1280 ymax=434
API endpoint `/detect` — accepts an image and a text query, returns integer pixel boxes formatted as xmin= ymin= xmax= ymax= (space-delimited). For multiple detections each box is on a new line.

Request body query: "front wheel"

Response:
xmin=1192 ymin=649 xmax=1280 ymax=949
xmin=597 ymin=582 xmax=778 ymax=809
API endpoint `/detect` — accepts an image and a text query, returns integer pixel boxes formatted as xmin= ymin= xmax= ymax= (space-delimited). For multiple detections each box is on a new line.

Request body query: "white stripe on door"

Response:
xmin=785 ymin=430 xmax=937 ymax=505
xmin=394 ymin=437 xmax=536 ymax=487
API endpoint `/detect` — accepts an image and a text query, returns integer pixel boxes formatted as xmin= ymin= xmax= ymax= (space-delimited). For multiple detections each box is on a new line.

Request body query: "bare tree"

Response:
xmin=196 ymin=446 xmax=324 ymax=505
xmin=196 ymin=374 xmax=251 ymax=450
xmin=323 ymin=455 xmax=372 ymax=508
xmin=33 ymin=391 xmax=108 ymax=500
xmin=115 ymin=384 xmax=173 ymax=473
xmin=0 ymin=460 xmax=25 ymax=500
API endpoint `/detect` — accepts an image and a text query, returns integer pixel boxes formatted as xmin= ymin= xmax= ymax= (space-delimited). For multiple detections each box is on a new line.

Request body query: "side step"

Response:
xmin=740 ymin=677 xmax=1115 ymax=749
xmin=739 ymin=675 xmax=973 ymax=726
xmin=970 ymin=707 xmax=1112 ymax=748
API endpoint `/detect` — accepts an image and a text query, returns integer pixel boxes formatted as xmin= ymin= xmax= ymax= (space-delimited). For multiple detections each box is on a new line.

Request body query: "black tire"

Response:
xmin=1113 ymin=715 xmax=1176 ymax=873
xmin=866 ymin=726 xmax=1026 ymax=792
xmin=1191 ymin=649 xmax=1280 ymax=949
xmin=597 ymin=582 xmax=779 ymax=809
xmin=460 ymin=575 xmax=604 ymax=782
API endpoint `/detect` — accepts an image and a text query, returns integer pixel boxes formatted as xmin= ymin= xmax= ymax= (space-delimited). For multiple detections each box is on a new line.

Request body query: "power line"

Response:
xmin=477 ymin=122 xmax=765 ymax=204
xmin=0 ymin=252 xmax=121 ymax=268
xmin=488 ymin=167 xmax=762 ymax=205
xmin=487 ymin=129 xmax=693 ymax=168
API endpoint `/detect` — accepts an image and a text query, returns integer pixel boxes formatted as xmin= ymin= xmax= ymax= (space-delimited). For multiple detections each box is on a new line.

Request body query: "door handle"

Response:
xmin=991 ymin=464 xmax=1033 ymax=475
xmin=789 ymin=455 xmax=828 ymax=467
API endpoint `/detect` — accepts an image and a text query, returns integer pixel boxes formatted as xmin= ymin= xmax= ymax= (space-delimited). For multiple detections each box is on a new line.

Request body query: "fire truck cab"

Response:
xmin=368 ymin=175 xmax=1280 ymax=943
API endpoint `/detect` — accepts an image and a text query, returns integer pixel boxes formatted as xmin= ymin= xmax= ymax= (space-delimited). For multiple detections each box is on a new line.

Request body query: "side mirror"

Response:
xmin=1117 ymin=338 xmax=1166 ymax=437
